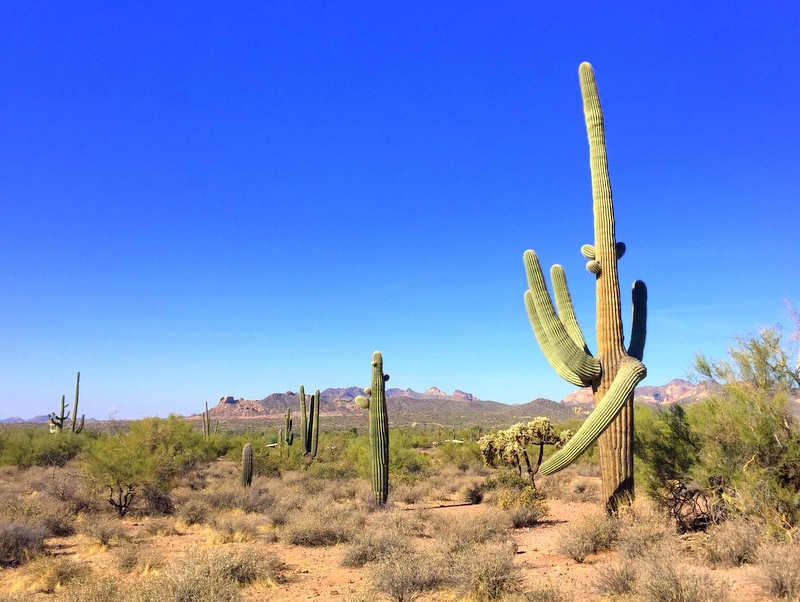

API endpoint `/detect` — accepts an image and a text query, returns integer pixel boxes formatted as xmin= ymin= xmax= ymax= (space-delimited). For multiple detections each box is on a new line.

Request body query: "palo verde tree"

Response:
xmin=523 ymin=62 xmax=647 ymax=511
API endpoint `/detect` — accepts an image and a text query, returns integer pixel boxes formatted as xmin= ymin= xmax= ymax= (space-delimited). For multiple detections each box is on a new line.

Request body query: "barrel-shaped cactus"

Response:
xmin=241 ymin=443 xmax=253 ymax=489
xmin=523 ymin=62 xmax=647 ymax=511
xmin=354 ymin=351 xmax=390 ymax=506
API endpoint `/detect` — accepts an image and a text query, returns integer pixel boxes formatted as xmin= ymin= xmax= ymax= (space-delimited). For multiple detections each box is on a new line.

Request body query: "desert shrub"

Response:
xmin=461 ymin=480 xmax=484 ymax=504
xmin=562 ymin=478 xmax=599 ymax=503
xmin=206 ymin=545 xmax=284 ymax=586
xmin=498 ymin=486 xmax=549 ymax=528
xmin=484 ymin=469 xmax=529 ymax=492
xmin=520 ymin=582 xmax=565 ymax=602
xmin=79 ymin=515 xmax=127 ymax=546
xmin=637 ymin=328 xmax=800 ymax=534
xmin=53 ymin=575 xmax=120 ymax=602
xmin=637 ymin=555 xmax=729 ymax=602
xmin=283 ymin=498 xmax=364 ymax=546
xmin=341 ymin=527 xmax=413 ymax=568
xmin=702 ymin=516 xmax=763 ymax=566
xmin=450 ymin=540 xmax=523 ymax=601
xmin=390 ymin=481 xmax=430 ymax=505
xmin=557 ymin=512 xmax=617 ymax=563
xmin=208 ymin=512 xmax=263 ymax=543
xmin=367 ymin=548 xmax=443 ymax=602
xmin=595 ymin=560 xmax=637 ymax=597
xmin=178 ymin=498 xmax=211 ymax=526
xmin=0 ymin=427 xmax=85 ymax=469
xmin=757 ymin=543 xmax=800 ymax=600
xmin=0 ymin=521 xmax=46 ymax=566
xmin=140 ymin=482 xmax=175 ymax=515
xmin=22 ymin=556 xmax=90 ymax=593
xmin=615 ymin=504 xmax=673 ymax=560
xmin=431 ymin=509 xmax=507 ymax=559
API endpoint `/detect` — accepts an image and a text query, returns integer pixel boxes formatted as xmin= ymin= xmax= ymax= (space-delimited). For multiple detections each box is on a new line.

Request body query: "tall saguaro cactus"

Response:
xmin=299 ymin=386 xmax=321 ymax=459
xmin=523 ymin=62 xmax=648 ymax=511
xmin=354 ymin=351 xmax=390 ymax=506
xmin=70 ymin=372 xmax=84 ymax=434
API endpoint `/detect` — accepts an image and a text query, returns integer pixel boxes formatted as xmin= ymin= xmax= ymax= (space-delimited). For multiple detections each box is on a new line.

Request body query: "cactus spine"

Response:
xmin=354 ymin=351 xmax=390 ymax=506
xmin=523 ymin=63 xmax=647 ymax=511
xmin=299 ymin=386 xmax=321 ymax=459
xmin=241 ymin=443 xmax=253 ymax=489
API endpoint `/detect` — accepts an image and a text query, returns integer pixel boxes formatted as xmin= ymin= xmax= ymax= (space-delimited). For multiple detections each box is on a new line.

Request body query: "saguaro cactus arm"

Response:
xmin=540 ymin=357 xmax=646 ymax=474
xmin=524 ymin=251 xmax=601 ymax=387
xmin=627 ymin=280 xmax=647 ymax=361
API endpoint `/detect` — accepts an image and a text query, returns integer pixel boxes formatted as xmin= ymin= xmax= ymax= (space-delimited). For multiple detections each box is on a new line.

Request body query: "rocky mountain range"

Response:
xmin=204 ymin=378 xmax=723 ymax=422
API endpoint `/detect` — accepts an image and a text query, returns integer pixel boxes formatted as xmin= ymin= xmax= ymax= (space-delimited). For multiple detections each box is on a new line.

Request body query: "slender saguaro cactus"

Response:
xmin=283 ymin=408 xmax=294 ymax=456
xmin=523 ymin=62 xmax=648 ymax=512
xmin=299 ymin=386 xmax=321 ymax=459
xmin=202 ymin=401 xmax=211 ymax=439
xmin=70 ymin=372 xmax=84 ymax=434
xmin=354 ymin=351 xmax=390 ymax=506
xmin=241 ymin=443 xmax=253 ymax=489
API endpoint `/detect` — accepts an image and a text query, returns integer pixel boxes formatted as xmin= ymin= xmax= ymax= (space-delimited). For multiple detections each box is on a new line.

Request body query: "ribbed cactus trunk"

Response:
xmin=354 ymin=351 xmax=390 ymax=506
xmin=241 ymin=443 xmax=253 ymax=489
xmin=523 ymin=63 xmax=647 ymax=513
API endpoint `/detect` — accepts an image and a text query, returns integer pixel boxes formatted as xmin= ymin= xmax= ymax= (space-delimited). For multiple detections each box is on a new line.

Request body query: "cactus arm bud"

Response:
xmin=540 ymin=357 xmax=646 ymax=475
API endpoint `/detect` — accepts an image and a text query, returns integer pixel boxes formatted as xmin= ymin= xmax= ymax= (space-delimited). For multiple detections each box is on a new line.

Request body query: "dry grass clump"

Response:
xmin=557 ymin=511 xmax=617 ymax=563
xmin=341 ymin=525 xmax=413 ymax=568
xmin=637 ymin=554 xmax=729 ymax=602
xmin=114 ymin=543 xmax=164 ymax=575
xmin=177 ymin=497 xmax=211 ymax=526
xmin=562 ymin=478 xmax=599 ymax=503
xmin=19 ymin=556 xmax=90 ymax=593
xmin=461 ymin=480 xmax=485 ymax=505
xmin=430 ymin=509 xmax=508 ymax=559
xmin=390 ymin=481 xmax=431 ymax=505
xmin=516 ymin=582 xmax=565 ymax=602
xmin=450 ymin=540 xmax=523 ymax=601
xmin=594 ymin=560 xmax=637 ymax=597
xmin=756 ymin=543 xmax=800 ymax=600
xmin=0 ymin=521 xmax=46 ymax=566
xmin=283 ymin=497 xmax=365 ymax=547
xmin=126 ymin=546 xmax=283 ymax=601
xmin=79 ymin=515 xmax=127 ymax=546
xmin=701 ymin=516 xmax=763 ymax=567
xmin=207 ymin=511 xmax=265 ymax=543
xmin=367 ymin=548 xmax=443 ymax=602
xmin=52 ymin=575 xmax=120 ymax=602
xmin=615 ymin=504 xmax=673 ymax=560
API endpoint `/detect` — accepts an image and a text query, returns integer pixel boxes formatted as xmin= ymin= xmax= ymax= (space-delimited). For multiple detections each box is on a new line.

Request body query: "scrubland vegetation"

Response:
xmin=0 ymin=327 xmax=799 ymax=600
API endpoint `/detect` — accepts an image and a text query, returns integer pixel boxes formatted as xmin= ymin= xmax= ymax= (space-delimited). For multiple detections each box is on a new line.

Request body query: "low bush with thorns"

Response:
xmin=0 ymin=521 xmax=46 ymax=566
xmin=701 ymin=516 xmax=763 ymax=567
xmin=757 ymin=543 xmax=800 ymax=600
xmin=450 ymin=540 xmax=523 ymax=601
xmin=367 ymin=548 xmax=443 ymax=602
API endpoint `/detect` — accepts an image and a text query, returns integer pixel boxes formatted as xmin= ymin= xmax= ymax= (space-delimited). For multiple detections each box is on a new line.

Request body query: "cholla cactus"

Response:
xmin=478 ymin=418 xmax=573 ymax=487
xmin=522 ymin=62 xmax=647 ymax=510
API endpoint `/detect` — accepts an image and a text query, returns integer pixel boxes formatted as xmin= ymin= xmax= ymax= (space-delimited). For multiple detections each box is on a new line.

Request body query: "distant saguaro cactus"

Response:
xmin=48 ymin=395 xmax=69 ymax=434
xmin=299 ymin=386 xmax=321 ymax=459
xmin=523 ymin=62 xmax=647 ymax=511
xmin=241 ymin=443 xmax=253 ymax=489
xmin=283 ymin=408 xmax=294 ymax=456
xmin=354 ymin=351 xmax=390 ymax=506
xmin=70 ymin=372 xmax=84 ymax=433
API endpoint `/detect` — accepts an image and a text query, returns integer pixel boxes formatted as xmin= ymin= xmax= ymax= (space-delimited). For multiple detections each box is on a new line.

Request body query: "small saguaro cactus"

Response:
xmin=283 ymin=408 xmax=294 ymax=456
xmin=299 ymin=386 xmax=321 ymax=459
xmin=522 ymin=62 xmax=647 ymax=511
xmin=49 ymin=372 xmax=85 ymax=434
xmin=354 ymin=351 xmax=390 ymax=507
xmin=202 ymin=401 xmax=211 ymax=439
xmin=241 ymin=443 xmax=254 ymax=489
xmin=49 ymin=395 xmax=70 ymax=434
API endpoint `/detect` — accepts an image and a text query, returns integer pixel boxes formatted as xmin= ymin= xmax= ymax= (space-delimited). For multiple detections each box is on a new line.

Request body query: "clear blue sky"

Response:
xmin=1 ymin=2 xmax=798 ymax=419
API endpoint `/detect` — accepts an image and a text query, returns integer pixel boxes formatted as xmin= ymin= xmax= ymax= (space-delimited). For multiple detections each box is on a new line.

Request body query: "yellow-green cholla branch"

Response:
xmin=539 ymin=357 xmax=646 ymax=475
